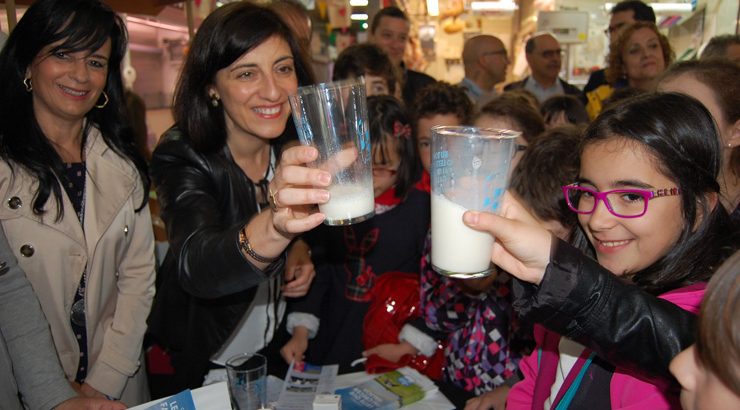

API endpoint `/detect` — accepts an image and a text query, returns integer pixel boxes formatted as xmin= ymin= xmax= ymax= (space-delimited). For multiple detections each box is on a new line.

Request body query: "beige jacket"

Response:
xmin=0 ymin=128 xmax=155 ymax=405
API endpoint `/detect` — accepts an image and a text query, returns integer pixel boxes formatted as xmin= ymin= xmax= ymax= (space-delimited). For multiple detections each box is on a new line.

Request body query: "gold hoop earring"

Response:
xmin=95 ymin=91 xmax=109 ymax=109
xmin=23 ymin=78 xmax=32 ymax=92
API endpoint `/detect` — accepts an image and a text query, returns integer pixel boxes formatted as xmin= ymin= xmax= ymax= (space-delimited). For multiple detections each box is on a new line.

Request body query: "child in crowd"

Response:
xmin=657 ymin=59 xmax=740 ymax=225
xmin=540 ymin=95 xmax=589 ymax=129
xmin=280 ymin=96 xmax=431 ymax=372
xmin=474 ymin=96 xmax=545 ymax=167
xmin=410 ymin=82 xmax=474 ymax=192
xmin=355 ymin=82 xmax=475 ymax=378
xmin=423 ymin=126 xmax=584 ymax=409
xmin=669 ymin=249 xmax=740 ymax=410
xmin=505 ymin=93 xmax=737 ymax=409
xmin=332 ymin=43 xmax=399 ymax=99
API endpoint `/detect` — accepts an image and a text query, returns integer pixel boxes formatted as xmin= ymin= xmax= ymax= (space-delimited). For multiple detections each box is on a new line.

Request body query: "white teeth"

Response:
xmin=59 ymin=85 xmax=86 ymax=96
xmin=601 ymin=240 xmax=629 ymax=247
xmin=254 ymin=106 xmax=280 ymax=115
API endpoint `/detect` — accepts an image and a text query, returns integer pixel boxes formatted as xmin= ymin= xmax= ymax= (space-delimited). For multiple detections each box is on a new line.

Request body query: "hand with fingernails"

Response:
xmin=239 ymin=146 xmax=331 ymax=269
xmin=462 ymin=191 xmax=552 ymax=286
xmin=282 ymin=239 xmax=315 ymax=298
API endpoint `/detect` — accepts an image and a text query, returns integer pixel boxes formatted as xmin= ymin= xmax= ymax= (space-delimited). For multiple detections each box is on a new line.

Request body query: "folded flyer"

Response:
xmin=336 ymin=367 xmax=436 ymax=410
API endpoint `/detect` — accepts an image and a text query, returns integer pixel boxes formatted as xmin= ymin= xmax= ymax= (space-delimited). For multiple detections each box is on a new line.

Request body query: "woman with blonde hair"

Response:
xmin=586 ymin=22 xmax=674 ymax=118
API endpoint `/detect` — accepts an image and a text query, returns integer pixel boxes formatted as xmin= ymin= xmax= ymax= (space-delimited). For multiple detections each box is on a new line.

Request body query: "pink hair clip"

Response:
xmin=393 ymin=121 xmax=412 ymax=139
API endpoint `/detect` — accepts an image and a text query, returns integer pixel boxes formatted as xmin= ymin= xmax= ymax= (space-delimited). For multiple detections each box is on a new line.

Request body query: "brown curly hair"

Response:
xmin=605 ymin=22 xmax=674 ymax=86
xmin=410 ymin=82 xmax=473 ymax=129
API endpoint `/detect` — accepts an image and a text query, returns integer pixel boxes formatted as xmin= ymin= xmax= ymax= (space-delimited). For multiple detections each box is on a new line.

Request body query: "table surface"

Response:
xmin=129 ymin=371 xmax=455 ymax=410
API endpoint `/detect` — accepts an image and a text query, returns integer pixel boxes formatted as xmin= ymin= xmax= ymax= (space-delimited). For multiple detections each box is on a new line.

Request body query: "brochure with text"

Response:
xmin=276 ymin=362 xmax=338 ymax=410
xmin=335 ymin=367 xmax=437 ymax=410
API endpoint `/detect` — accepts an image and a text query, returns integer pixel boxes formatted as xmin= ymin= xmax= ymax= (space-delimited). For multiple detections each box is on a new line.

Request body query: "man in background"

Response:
xmin=458 ymin=35 xmax=509 ymax=109
xmin=505 ymin=33 xmax=584 ymax=104
xmin=583 ymin=0 xmax=656 ymax=94
xmin=368 ymin=6 xmax=435 ymax=106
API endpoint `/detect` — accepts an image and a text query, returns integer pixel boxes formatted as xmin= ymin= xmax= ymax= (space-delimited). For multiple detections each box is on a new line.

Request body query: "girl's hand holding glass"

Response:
xmin=462 ymin=192 xmax=553 ymax=286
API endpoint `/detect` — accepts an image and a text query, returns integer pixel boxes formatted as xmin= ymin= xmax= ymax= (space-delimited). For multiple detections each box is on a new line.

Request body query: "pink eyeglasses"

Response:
xmin=562 ymin=184 xmax=681 ymax=218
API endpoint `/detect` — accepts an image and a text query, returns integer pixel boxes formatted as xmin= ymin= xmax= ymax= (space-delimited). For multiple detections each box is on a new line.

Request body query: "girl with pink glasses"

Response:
xmin=464 ymin=92 xmax=737 ymax=409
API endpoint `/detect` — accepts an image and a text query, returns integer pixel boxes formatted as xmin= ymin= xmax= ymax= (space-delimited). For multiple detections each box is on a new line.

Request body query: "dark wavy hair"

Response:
xmin=173 ymin=2 xmax=315 ymax=153
xmin=0 ymin=0 xmax=149 ymax=219
xmin=476 ymin=95 xmax=545 ymax=144
xmin=369 ymin=6 xmax=409 ymax=34
xmin=367 ymin=95 xmax=417 ymax=199
xmin=410 ymin=81 xmax=473 ymax=132
xmin=540 ymin=95 xmax=589 ymax=126
xmin=510 ymin=125 xmax=585 ymax=232
xmin=574 ymin=92 xmax=738 ymax=295
xmin=333 ymin=43 xmax=399 ymax=95
xmin=611 ymin=1 xmax=656 ymax=23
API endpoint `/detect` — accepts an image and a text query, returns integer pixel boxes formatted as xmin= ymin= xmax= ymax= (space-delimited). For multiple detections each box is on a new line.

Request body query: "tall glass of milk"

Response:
xmin=289 ymin=79 xmax=375 ymax=225
xmin=430 ymin=126 xmax=519 ymax=278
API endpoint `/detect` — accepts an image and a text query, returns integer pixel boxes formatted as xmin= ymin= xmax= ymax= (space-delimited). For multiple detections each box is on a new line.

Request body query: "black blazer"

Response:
xmin=147 ymin=128 xmax=285 ymax=392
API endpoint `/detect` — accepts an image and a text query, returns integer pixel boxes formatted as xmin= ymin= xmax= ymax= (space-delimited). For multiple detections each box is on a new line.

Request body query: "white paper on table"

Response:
xmin=276 ymin=362 xmax=339 ymax=410
xmin=128 ymin=382 xmax=231 ymax=410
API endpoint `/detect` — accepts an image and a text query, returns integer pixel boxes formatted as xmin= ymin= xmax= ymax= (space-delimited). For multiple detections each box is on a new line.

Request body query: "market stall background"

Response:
xmin=1 ymin=0 xmax=737 ymax=148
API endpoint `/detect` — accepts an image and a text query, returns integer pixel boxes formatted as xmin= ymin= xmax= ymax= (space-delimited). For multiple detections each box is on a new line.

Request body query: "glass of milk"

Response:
xmin=289 ymin=79 xmax=375 ymax=225
xmin=430 ymin=126 xmax=519 ymax=278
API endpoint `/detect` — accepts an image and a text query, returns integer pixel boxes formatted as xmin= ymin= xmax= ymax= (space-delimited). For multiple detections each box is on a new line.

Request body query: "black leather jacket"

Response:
xmin=513 ymin=238 xmax=696 ymax=382
xmin=147 ymin=128 xmax=285 ymax=391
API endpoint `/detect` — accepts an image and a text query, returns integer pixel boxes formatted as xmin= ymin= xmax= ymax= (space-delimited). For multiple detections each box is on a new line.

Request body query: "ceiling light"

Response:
xmin=470 ymin=1 xmax=519 ymax=12
xmin=427 ymin=0 xmax=439 ymax=16
xmin=350 ymin=0 xmax=368 ymax=6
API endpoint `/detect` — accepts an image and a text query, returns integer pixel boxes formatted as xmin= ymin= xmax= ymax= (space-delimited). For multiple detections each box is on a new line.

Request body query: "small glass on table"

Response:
xmin=226 ymin=353 xmax=269 ymax=410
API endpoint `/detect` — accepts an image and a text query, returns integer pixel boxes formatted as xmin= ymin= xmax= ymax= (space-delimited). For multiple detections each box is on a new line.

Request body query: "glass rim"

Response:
xmin=292 ymin=78 xmax=364 ymax=97
xmin=430 ymin=125 xmax=521 ymax=140
xmin=224 ymin=352 xmax=267 ymax=370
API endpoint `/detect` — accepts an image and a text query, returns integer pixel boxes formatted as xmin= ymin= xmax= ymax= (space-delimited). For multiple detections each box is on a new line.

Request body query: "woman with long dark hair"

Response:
xmin=147 ymin=2 xmax=331 ymax=395
xmin=0 ymin=0 xmax=154 ymax=404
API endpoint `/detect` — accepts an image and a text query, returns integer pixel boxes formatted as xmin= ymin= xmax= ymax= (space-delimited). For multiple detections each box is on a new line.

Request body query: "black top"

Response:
xmin=63 ymin=162 xmax=89 ymax=383
xmin=583 ymin=68 xmax=608 ymax=95
xmin=147 ymin=127 xmax=285 ymax=392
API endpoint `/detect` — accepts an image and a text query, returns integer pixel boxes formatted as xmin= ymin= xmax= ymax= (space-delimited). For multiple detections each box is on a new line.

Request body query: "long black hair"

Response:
xmin=173 ymin=1 xmax=315 ymax=154
xmin=0 ymin=0 xmax=149 ymax=218
xmin=574 ymin=92 xmax=738 ymax=294
xmin=367 ymin=95 xmax=418 ymax=199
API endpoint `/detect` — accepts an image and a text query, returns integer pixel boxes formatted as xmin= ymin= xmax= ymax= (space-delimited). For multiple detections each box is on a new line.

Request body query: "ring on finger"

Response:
xmin=268 ymin=187 xmax=280 ymax=212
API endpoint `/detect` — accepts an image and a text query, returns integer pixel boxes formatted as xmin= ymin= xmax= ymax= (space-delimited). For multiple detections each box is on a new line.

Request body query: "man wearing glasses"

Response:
xmin=504 ymin=33 xmax=584 ymax=105
xmin=458 ymin=35 xmax=509 ymax=109
xmin=583 ymin=1 xmax=656 ymax=95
